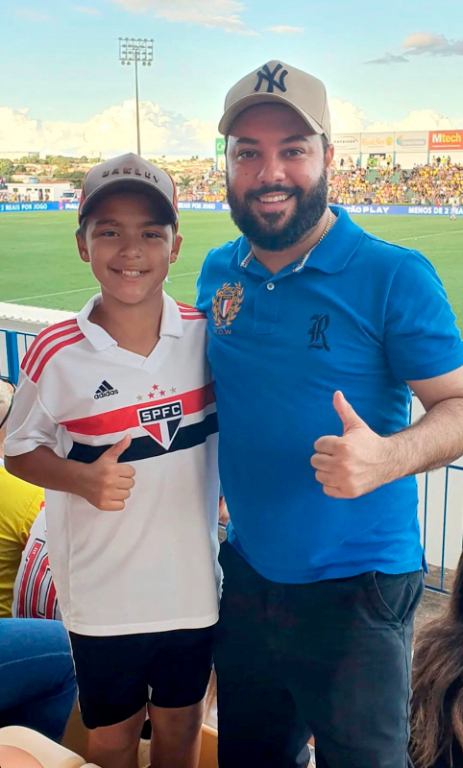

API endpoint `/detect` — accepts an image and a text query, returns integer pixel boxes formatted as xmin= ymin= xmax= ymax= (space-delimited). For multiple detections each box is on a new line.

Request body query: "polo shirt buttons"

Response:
xmin=267 ymin=282 xmax=275 ymax=291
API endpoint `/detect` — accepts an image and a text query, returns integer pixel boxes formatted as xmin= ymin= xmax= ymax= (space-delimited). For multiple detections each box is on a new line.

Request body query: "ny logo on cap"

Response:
xmin=254 ymin=63 xmax=288 ymax=94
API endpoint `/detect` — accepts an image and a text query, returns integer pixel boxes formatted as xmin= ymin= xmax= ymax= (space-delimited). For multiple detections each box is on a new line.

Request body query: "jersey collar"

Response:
xmin=237 ymin=206 xmax=364 ymax=276
xmin=77 ymin=291 xmax=183 ymax=351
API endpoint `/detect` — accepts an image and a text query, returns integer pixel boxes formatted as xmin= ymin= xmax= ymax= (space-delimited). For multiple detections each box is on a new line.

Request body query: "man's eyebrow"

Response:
xmin=234 ymin=137 xmax=260 ymax=145
xmin=280 ymin=135 xmax=311 ymax=144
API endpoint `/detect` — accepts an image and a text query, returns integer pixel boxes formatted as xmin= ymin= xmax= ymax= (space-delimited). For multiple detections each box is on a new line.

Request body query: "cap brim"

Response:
xmin=219 ymin=93 xmax=325 ymax=138
xmin=79 ymin=177 xmax=178 ymax=227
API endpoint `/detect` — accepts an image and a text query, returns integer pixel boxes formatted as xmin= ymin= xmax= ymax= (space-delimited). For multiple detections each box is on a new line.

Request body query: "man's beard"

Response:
xmin=226 ymin=170 xmax=328 ymax=252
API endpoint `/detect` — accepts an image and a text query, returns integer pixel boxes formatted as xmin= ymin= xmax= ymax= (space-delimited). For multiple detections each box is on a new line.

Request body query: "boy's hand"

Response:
xmin=80 ymin=435 xmax=136 ymax=511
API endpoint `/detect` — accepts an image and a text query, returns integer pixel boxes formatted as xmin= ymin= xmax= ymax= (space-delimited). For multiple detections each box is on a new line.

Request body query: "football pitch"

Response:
xmin=1 ymin=212 xmax=463 ymax=326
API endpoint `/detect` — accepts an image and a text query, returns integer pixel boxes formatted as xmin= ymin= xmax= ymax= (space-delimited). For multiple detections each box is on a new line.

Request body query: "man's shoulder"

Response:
xmin=354 ymin=226 xmax=429 ymax=274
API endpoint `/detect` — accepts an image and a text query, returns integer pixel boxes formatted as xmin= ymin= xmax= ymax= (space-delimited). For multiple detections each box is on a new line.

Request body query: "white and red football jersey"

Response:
xmin=5 ymin=293 xmax=220 ymax=636
xmin=13 ymin=502 xmax=61 ymax=621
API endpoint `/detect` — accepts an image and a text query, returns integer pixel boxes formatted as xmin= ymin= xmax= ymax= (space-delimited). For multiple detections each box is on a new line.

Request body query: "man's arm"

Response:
xmin=5 ymin=437 xmax=135 ymax=511
xmin=311 ymin=367 xmax=463 ymax=499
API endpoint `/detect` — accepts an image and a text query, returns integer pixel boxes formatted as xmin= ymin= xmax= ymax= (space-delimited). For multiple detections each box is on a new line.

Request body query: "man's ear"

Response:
xmin=76 ymin=230 xmax=90 ymax=263
xmin=169 ymin=233 xmax=183 ymax=265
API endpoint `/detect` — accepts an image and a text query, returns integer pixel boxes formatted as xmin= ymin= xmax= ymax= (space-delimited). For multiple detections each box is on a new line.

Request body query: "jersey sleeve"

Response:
xmin=384 ymin=251 xmax=463 ymax=382
xmin=3 ymin=370 xmax=59 ymax=457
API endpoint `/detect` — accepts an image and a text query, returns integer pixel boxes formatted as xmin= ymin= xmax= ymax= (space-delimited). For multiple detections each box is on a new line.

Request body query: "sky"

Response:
xmin=1 ymin=0 xmax=463 ymax=158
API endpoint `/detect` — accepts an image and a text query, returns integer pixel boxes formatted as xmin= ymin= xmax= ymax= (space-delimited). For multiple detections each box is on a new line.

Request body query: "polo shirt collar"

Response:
xmin=77 ymin=291 xmax=183 ymax=351
xmin=237 ymin=206 xmax=364 ymax=276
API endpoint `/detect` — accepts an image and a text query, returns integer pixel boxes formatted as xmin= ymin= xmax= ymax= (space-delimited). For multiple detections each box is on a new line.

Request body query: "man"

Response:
xmin=196 ymin=61 xmax=463 ymax=768
xmin=0 ymin=377 xmax=44 ymax=616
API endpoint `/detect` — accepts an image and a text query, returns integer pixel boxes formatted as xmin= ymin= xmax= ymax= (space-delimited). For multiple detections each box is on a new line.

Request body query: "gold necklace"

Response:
xmin=293 ymin=209 xmax=333 ymax=272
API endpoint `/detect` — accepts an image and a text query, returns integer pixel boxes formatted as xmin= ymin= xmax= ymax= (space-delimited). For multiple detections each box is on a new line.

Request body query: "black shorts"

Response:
xmin=69 ymin=626 xmax=214 ymax=729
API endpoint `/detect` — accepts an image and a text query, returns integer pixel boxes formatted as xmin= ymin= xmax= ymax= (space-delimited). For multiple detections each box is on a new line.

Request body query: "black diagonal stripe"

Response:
xmin=96 ymin=386 xmax=105 ymax=394
xmin=67 ymin=412 xmax=218 ymax=464
xmin=101 ymin=381 xmax=113 ymax=392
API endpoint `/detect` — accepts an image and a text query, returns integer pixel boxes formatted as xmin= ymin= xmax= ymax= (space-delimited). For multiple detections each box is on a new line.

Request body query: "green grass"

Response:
xmin=0 ymin=212 xmax=463 ymax=326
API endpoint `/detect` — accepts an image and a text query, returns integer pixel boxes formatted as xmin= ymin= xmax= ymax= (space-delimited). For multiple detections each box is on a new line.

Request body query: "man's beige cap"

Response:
xmin=219 ymin=60 xmax=331 ymax=141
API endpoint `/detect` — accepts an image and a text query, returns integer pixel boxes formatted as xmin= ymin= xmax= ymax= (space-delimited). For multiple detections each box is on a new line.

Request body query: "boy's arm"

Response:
xmin=5 ymin=437 xmax=135 ymax=512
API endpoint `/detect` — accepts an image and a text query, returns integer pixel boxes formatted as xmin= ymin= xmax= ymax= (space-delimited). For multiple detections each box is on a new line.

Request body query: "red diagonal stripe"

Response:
xmin=23 ymin=321 xmax=79 ymax=376
xmin=31 ymin=332 xmax=85 ymax=383
xmin=61 ymin=383 xmax=215 ymax=435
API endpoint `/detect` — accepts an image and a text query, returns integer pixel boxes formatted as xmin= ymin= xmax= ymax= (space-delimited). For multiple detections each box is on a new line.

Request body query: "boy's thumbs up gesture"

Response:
xmin=80 ymin=435 xmax=136 ymax=511
xmin=311 ymin=392 xmax=393 ymax=499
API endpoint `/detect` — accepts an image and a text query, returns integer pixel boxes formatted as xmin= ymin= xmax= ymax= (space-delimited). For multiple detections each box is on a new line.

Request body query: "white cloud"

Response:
xmin=1 ymin=100 xmax=461 ymax=158
xmin=266 ymin=26 xmax=304 ymax=35
xmin=0 ymin=102 xmax=217 ymax=159
xmin=75 ymin=6 xmax=102 ymax=16
xmin=403 ymin=31 xmax=463 ymax=56
xmin=364 ymin=52 xmax=409 ymax=65
xmin=110 ymin=0 xmax=257 ymax=35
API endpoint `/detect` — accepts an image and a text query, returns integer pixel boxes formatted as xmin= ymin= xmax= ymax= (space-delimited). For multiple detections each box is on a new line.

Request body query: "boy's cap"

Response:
xmin=219 ymin=60 xmax=331 ymax=141
xmin=78 ymin=153 xmax=178 ymax=227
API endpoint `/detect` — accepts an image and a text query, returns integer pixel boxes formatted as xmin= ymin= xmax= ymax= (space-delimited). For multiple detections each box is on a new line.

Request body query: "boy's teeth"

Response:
xmin=121 ymin=270 xmax=141 ymax=276
xmin=259 ymin=194 xmax=290 ymax=203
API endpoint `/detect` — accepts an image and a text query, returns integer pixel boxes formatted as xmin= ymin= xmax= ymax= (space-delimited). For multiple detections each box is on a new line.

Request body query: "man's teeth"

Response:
xmin=258 ymin=194 xmax=291 ymax=203
xmin=120 ymin=270 xmax=141 ymax=276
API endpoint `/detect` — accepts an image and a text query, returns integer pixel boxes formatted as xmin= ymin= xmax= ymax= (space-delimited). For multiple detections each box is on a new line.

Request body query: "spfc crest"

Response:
xmin=137 ymin=401 xmax=183 ymax=449
xmin=212 ymin=282 xmax=244 ymax=332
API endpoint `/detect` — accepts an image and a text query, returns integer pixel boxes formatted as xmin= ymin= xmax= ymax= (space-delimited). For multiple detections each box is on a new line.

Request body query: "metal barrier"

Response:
xmin=1 ymin=327 xmax=460 ymax=595
xmin=0 ymin=329 xmax=36 ymax=382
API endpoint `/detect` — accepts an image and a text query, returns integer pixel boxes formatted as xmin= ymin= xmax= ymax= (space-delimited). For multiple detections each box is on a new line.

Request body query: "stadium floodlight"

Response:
xmin=118 ymin=37 xmax=154 ymax=154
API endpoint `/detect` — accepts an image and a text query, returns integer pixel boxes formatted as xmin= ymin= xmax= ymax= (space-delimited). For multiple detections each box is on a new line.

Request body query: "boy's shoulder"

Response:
xmin=175 ymin=301 xmax=206 ymax=322
xmin=21 ymin=316 xmax=84 ymax=384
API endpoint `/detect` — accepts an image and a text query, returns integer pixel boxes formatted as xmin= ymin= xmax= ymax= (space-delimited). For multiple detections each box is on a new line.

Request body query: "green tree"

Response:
xmin=0 ymin=159 xmax=14 ymax=180
xmin=179 ymin=175 xmax=194 ymax=191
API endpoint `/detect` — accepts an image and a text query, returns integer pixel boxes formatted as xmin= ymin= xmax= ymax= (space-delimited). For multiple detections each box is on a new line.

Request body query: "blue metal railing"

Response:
xmin=1 ymin=327 xmax=460 ymax=595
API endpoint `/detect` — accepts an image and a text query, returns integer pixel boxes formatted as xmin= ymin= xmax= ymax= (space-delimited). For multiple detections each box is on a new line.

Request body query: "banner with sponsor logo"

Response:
xmin=215 ymin=138 xmax=226 ymax=156
xmin=1 ymin=201 xmax=462 ymax=216
xmin=332 ymin=134 xmax=360 ymax=154
xmin=428 ymin=130 xmax=463 ymax=152
xmin=360 ymin=133 xmax=394 ymax=153
xmin=0 ymin=202 xmax=60 ymax=213
xmin=394 ymin=132 xmax=428 ymax=153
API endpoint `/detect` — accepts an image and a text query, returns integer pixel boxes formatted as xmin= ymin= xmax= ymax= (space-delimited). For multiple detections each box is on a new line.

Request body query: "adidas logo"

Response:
xmin=94 ymin=381 xmax=119 ymax=400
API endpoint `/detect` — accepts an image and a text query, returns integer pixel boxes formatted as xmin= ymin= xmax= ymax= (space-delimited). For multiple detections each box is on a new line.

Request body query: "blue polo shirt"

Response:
xmin=197 ymin=207 xmax=463 ymax=583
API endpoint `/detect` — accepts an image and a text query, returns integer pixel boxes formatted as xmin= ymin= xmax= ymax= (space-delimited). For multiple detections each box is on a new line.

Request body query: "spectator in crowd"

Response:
xmin=12 ymin=503 xmax=61 ymax=621
xmin=0 ymin=618 xmax=76 ymax=742
xmin=0 ymin=377 xmax=44 ymax=617
xmin=410 ymin=550 xmax=463 ymax=768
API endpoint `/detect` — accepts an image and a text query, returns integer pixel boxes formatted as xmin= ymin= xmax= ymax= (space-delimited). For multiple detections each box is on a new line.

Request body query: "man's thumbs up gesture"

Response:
xmin=80 ymin=435 xmax=136 ymax=511
xmin=311 ymin=391 xmax=392 ymax=499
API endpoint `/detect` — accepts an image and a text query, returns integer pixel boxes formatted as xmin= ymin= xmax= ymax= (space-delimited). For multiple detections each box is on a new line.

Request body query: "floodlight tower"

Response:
xmin=118 ymin=37 xmax=154 ymax=154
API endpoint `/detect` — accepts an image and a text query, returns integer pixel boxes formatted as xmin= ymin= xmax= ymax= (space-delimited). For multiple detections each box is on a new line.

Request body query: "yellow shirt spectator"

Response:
xmin=0 ymin=377 xmax=44 ymax=616
xmin=0 ymin=458 xmax=44 ymax=616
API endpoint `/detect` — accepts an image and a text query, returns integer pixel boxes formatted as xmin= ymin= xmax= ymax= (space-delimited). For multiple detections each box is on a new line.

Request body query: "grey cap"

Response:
xmin=78 ymin=153 xmax=178 ymax=227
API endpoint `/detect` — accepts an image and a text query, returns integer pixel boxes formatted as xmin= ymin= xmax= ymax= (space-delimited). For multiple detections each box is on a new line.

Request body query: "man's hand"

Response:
xmin=310 ymin=391 xmax=395 ymax=499
xmin=80 ymin=435 xmax=136 ymax=511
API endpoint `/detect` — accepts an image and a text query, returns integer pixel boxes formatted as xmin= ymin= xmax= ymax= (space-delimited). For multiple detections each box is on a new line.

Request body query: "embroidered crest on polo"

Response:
xmin=254 ymin=63 xmax=288 ymax=94
xmin=212 ymin=282 xmax=244 ymax=335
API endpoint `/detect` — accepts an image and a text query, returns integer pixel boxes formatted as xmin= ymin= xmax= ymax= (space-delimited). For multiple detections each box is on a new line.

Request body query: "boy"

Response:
xmin=4 ymin=154 xmax=221 ymax=768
